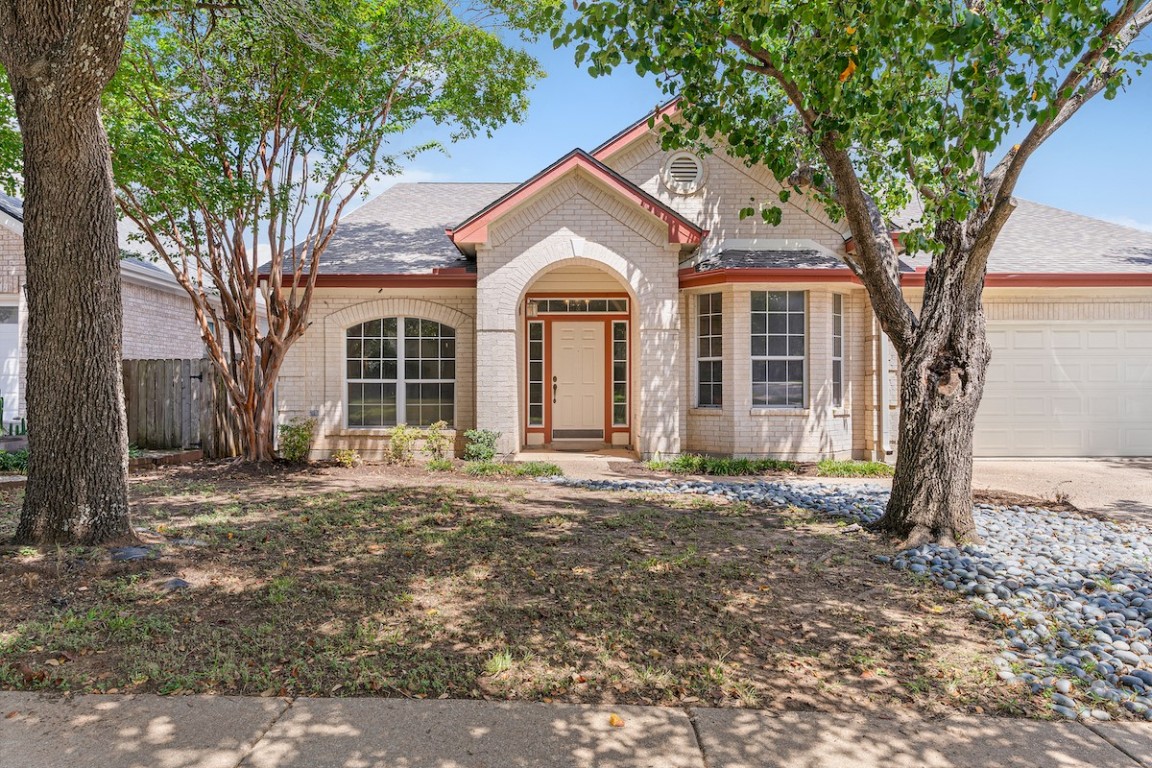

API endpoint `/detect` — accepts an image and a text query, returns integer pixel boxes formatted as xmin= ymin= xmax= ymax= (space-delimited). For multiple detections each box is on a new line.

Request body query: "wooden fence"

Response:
xmin=122 ymin=358 xmax=240 ymax=458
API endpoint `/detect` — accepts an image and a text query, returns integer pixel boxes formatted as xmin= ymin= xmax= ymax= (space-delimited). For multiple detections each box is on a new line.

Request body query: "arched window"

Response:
xmin=346 ymin=317 xmax=455 ymax=427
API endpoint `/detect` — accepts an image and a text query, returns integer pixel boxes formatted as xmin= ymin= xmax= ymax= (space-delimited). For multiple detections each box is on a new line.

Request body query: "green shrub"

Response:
xmin=645 ymin=453 xmax=797 ymax=476
xmin=816 ymin=459 xmax=894 ymax=477
xmin=463 ymin=429 xmax=501 ymax=462
xmin=427 ymin=458 xmax=453 ymax=472
xmin=332 ymin=448 xmax=361 ymax=468
xmin=0 ymin=449 xmax=28 ymax=473
xmin=423 ymin=420 xmax=451 ymax=460
xmin=386 ymin=424 xmax=417 ymax=465
xmin=277 ymin=419 xmax=316 ymax=463
xmin=463 ymin=461 xmax=562 ymax=478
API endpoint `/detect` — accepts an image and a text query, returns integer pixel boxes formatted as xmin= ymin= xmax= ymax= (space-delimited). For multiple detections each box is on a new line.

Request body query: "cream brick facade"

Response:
xmin=276 ymin=287 xmax=477 ymax=460
xmin=476 ymin=169 xmax=683 ymax=458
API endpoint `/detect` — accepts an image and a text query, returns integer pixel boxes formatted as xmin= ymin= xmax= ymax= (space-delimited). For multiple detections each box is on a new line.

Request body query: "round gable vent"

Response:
xmin=661 ymin=151 xmax=705 ymax=194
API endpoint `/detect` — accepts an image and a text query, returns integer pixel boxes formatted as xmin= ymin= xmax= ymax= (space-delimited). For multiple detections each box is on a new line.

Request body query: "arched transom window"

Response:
xmin=346 ymin=317 xmax=455 ymax=427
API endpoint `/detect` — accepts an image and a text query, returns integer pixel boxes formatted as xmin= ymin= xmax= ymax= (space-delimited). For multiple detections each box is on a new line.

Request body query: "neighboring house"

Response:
xmin=0 ymin=194 xmax=212 ymax=425
xmin=272 ymin=105 xmax=1152 ymax=461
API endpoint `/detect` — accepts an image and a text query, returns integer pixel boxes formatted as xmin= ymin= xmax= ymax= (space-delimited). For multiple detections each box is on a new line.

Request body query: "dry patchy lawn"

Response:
xmin=0 ymin=463 xmax=1045 ymax=717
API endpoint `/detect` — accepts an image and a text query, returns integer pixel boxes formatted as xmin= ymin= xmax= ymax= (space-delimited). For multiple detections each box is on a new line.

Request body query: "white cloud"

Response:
xmin=1103 ymin=215 xmax=1152 ymax=233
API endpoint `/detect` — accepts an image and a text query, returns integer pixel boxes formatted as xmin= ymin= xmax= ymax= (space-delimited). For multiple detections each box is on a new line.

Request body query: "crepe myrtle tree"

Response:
xmin=108 ymin=0 xmax=557 ymax=462
xmin=559 ymin=0 xmax=1152 ymax=546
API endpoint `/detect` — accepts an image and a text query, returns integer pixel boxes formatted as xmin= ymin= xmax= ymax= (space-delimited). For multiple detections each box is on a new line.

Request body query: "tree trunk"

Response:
xmin=12 ymin=91 xmax=132 ymax=545
xmin=875 ymin=234 xmax=992 ymax=548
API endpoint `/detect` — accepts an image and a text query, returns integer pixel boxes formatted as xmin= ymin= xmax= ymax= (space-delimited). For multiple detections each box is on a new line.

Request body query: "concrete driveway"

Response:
xmin=973 ymin=458 xmax=1152 ymax=524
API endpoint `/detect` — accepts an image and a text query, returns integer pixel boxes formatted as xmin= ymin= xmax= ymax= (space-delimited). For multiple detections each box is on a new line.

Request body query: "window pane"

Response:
xmin=614 ymin=404 xmax=627 ymax=424
xmin=767 ymin=313 xmax=786 ymax=333
xmin=788 ymin=292 xmax=804 ymax=311
xmin=788 ymin=336 xmax=804 ymax=356
xmin=608 ymin=299 xmax=627 ymax=312
xmin=768 ymin=360 xmax=785 ymax=383
xmin=614 ymin=341 xmax=627 ymax=359
xmin=364 ymin=360 xmax=382 ymax=380
xmin=752 ymin=360 xmax=766 ymax=382
xmin=613 ymin=323 xmax=626 ymax=341
xmin=751 ymin=313 xmax=766 ymax=334
xmin=751 ymin=336 xmax=766 ymax=357
xmin=614 ymin=361 xmax=627 ymax=381
xmin=768 ymin=336 xmax=786 ymax=356
xmin=751 ymin=292 xmax=766 ymax=312
xmin=768 ymin=292 xmax=786 ymax=311
xmin=751 ymin=382 xmax=766 ymax=406
xmin=347 ymin=361 xmax=362 ymax=379
xmin=530 ymin=323 xmax=543 ymax=341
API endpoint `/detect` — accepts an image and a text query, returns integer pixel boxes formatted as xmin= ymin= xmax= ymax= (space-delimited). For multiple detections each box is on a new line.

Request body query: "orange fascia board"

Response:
xmin=591 ymin=98 xmax=682 ymax=162
xmin=679 ymin=266 xmax=1152 ymax=289
xmin=678 ymin=267 xmax=861 ymax=287
xmin=447 ymin=149 xmax=705 ymax=247
xmin=277 ymin=270 xmax=477 ymax=288
xmin=916 ymin=272 xmax=1152 ymax=288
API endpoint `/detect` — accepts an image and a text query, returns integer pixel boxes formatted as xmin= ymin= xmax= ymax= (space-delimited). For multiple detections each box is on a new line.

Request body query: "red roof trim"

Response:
xmin=680 ymin=266 xmax=1152 ymax=289
xmin=591 ymin=98 xmax=682 ymax=161
xmin=679 ymin=267 xmax=860 ymax=287
xmin=279 ymin=271 xmax=477 ymax=288
xmin=447 ymin=148 xmax=704 ymax=247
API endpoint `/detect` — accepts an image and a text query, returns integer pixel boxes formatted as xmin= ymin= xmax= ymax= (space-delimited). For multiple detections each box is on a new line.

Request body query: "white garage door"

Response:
xmin=975 ymin=322 xmax=1152 ymax=457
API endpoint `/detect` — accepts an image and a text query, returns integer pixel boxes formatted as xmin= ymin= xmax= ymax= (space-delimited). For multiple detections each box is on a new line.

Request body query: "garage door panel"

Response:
xmin=1125 ymin=330 xmax=1152 ymax=349
xmin=976 ymin=320 xmax=1152 ymax=457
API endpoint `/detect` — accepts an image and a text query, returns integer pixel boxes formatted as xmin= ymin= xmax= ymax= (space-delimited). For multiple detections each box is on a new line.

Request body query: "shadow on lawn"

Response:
xmin=0 ymin=466 xmax=1035 ymax=721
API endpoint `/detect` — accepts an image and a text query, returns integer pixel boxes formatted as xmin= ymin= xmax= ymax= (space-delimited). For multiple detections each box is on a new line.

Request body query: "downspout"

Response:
xmin=875 ymin=317 xmax=891 ymax=462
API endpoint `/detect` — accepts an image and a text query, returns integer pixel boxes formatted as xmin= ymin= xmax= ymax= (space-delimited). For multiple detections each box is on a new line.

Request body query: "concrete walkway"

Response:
xmin=4 ymin=692 xmax=1152 ymax=768
xmin=972 ymin=458 xmax=1152 ymax=524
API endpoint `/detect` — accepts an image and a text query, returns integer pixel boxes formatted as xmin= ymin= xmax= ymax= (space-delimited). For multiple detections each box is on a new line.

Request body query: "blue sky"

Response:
xmin=379 ymin=40 xmax=1152 ymax=231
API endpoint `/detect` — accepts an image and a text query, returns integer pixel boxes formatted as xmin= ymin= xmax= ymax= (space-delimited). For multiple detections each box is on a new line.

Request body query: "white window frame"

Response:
xmin=345 ymin=317 xmax=456 ymax=428
xmin=751 ymin=290 xmax=807 ymax=408
xmin=832 ymin=294 xmax=844 ymax=408
xmin=696 ymin=292 xmax=723 ymax=408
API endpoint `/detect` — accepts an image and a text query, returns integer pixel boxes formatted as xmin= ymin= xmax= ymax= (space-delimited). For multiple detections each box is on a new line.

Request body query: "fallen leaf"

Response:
xmin=5 ymin=711 xmax=17 ymax=719
xmin=608 ymin=713 xmax=625 ymax=728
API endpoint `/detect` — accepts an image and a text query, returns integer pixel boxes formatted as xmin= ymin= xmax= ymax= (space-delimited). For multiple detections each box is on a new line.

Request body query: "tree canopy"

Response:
xmin=107 ymin=0 xmax=559 ymax=460
xmin=558 ymin=0 xmax=1152 ymax=545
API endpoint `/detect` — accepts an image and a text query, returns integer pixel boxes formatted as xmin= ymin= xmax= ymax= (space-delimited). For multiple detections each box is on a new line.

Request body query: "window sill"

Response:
xmin=749 ymin=408 xmax=810 ymax=417
xmin=832 ymin=409 xmax=851 ymax=418
xmin=330 ymin=427 xmax=458 ymax=437
xmin=690 ymin=407 xmax=724 ymax=415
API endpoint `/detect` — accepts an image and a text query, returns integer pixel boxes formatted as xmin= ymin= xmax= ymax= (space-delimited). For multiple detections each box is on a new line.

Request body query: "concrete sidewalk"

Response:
xmin=3 ymin=693 xmax=1152 ymax=768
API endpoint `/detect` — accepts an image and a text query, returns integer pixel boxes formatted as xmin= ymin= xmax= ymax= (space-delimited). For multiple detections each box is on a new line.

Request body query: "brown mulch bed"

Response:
xmin=0 ymin=462 xmax=1048 ymax=717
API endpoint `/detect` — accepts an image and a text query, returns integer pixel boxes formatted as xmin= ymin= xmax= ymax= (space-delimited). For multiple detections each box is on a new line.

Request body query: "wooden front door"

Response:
xmin=551 ymin=321 xmax=605 ymax=439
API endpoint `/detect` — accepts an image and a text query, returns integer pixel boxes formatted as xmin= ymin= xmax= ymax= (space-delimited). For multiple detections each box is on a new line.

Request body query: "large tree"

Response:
xmin=560 ymin=0 xmax=1152 ymax=546
xmin=107 ymin=0 xmax=554 ymax=462
xmin=0 ymin=1 xmax=136 ymax=545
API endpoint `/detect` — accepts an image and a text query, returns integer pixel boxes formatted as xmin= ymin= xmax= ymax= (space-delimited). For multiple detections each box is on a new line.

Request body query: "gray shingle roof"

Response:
xmin=307 ymin=182 xmax=516 ymax=275
xmin=696 ymin=249 xmax=850 ymax=271
xmin=0 ymin=192 xmax=22 ymax=222
xmin=893 ymin=199 xmax=1152 ymax=273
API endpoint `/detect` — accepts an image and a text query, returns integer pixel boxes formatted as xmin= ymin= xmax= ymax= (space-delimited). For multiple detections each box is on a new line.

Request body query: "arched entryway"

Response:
xmin=520 ymin=261 xmax=636 ymax=450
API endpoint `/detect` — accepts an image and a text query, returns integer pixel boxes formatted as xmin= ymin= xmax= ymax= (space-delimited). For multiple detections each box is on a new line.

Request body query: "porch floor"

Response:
xmin=513 ymin=447 xmax=639 ymax=481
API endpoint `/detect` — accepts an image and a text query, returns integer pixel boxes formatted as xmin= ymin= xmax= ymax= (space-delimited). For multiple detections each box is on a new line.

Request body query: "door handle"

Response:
xmin=552 ymin=381 xmax=558 ymax=403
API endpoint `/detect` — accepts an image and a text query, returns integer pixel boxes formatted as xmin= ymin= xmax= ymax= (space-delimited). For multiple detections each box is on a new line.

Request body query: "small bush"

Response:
xmin=463 ymin=429 xmax=501 ymax=462
xmin=386 ymin=424 xmax=417 ymax=465
xmin=332 ymin=448 xmax=361 ymax=468
xmin=0 ymin=449 xmax=28 ymax=473
xmin=463 ymin=461 xmax=562 ymax=478
xmin=646 ymin=453 xmax=797 ymax=476
xmin=423 ymin=420 xmax=451 ymax=460
xmin=277 ymin=419 xmax=316 ymax=463
xmin=427 ymin=458 xmax=453 ymax=472
xmin=816 ymin=459 xmax=894 ymax=477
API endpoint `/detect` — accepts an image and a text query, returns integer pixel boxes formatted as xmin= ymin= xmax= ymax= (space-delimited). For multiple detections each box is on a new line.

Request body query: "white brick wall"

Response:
xmin=277 ymin=287 xmax=477 ymax=460
xmin=476 ymin=171 xmax=683 ymax=458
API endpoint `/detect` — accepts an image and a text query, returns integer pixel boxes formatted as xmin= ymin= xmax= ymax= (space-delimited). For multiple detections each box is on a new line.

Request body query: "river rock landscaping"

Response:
xmin=544 ymin=475 xmax=1152 ymax=721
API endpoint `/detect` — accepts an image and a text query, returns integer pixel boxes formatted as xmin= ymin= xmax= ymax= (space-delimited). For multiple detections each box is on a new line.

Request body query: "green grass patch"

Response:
xmin=815 ymin=459 xmax=894 ymax=477
xmin=462 ymin=461 xmax=563 ymax=478
xmin=426 ymin=458 xmax=454 ymax=472
xmin=645 ymin=453 xmax=797 ymax=476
